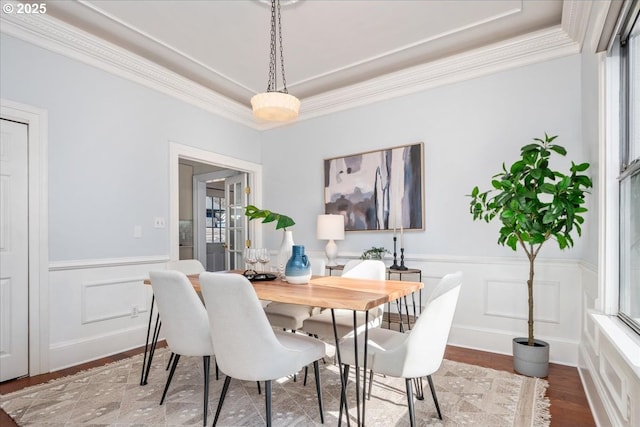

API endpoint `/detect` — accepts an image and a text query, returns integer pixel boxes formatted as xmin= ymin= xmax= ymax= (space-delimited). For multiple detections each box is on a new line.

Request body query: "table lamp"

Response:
xmin=317 ymin=214 xmax=345 ymax=266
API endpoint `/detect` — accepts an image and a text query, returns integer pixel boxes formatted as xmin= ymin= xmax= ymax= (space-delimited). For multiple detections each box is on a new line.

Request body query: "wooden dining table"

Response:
xmin=141 ymin=271 xmax=423 ymax=426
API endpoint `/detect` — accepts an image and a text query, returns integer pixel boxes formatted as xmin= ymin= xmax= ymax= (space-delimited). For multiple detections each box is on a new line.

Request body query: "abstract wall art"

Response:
xmin=323 ymin=142 xmax=424 ymax=231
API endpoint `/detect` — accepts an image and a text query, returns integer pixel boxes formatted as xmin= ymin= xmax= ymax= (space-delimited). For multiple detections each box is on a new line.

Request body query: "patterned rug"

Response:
xmin=1 ymin=347 xmax=550 ymax=426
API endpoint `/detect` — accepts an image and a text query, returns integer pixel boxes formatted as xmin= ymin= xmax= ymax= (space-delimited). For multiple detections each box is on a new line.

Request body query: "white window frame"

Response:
xmin=607 ymin=1 xmax=640 ymax=334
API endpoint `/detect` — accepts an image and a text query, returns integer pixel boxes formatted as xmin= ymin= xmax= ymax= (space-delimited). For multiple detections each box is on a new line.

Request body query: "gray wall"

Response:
xmin=261 ymin=55 xmax=593 ymax=262
xmin=1 ymin=34 xmax=262 ymax=261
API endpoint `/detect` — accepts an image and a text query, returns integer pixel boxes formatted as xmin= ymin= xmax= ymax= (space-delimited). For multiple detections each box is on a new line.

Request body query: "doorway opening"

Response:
xmin=170 ymin=143 xmax=263 ymax=271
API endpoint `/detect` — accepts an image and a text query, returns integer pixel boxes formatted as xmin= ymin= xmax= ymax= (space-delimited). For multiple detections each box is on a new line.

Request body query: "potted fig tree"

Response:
xmin=468 ymin=133 xmax=592 ymax=377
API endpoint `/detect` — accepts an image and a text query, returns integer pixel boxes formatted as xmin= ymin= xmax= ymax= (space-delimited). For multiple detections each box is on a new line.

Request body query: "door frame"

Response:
xmin=169 ymin=142 xmax=263 ymax=262
xmin=1 ymin=99 xmax=49 ymax=376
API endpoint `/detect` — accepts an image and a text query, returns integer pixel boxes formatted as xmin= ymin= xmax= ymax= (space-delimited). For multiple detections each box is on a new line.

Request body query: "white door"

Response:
xmin=225 ymin=174 xmax=248 ymax=270
xmin=0 ymin=119 xmax=29 ymax=381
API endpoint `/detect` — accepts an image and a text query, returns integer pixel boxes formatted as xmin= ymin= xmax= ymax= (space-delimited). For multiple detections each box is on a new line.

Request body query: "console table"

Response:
xmin=325 ymin=264 xmax=423 ymax=331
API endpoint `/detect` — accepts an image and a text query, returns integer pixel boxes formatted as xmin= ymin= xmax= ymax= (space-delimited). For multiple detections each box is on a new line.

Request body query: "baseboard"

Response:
xmin=48 ymin=325 xmax=157 ymax=371
xmin=449 ymin=324 xmax=579 ymax=366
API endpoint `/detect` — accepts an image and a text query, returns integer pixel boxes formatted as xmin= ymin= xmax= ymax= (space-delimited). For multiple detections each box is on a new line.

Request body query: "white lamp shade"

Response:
xmin=317 ymin=214 xmax=345 ymax=240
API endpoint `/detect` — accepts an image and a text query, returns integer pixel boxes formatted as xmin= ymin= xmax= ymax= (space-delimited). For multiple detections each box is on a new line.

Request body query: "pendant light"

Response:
xmin=251 ymin=0 xmax=300 ymax=122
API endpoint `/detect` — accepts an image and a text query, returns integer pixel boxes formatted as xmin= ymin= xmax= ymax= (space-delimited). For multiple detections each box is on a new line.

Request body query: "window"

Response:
xmin=206 ymin=196 xmax=226 ymax=244
xmin=619 ymin=2 xmax=640 ymax=334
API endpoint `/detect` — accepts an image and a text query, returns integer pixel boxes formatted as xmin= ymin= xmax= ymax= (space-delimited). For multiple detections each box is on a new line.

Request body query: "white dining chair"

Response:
xmin=140 ymin=259 xmax=207 ymax=386
xmin=339 ymin=271 xmax=463 ymax=426
xmin=264 ymin=257 xmax=326 ymax=332
xmin=163 ymin=259 xmax=207 ymax=367
xmin=148 ymin=270 xmax=215 ymax=426
xmin=342 ymin=259 xmax=364 ymax=273
xmin=301 ymin=259 xmax=386 ymax=340
xmin=199 ymin=271 xmax=326 ymax=426
xmin=165 ymin=258 xmax=205 ymax=275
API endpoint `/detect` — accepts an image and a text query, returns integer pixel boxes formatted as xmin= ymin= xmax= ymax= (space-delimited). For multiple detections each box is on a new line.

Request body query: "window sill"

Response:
xmin=591 ymin=313 xmax=640 ymax=380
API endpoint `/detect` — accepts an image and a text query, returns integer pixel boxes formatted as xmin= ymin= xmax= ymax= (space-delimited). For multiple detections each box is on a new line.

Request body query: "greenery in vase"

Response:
xmin=244 ymin=205 xmax=295 ymax=230
xmin=468 ymin=133 xmax=592 ymax=346
xmin=360 ymin=246 xmax=390 ymax=260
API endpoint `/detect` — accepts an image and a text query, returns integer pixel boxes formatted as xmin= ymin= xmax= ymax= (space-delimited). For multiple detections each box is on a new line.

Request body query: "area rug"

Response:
xmin=1 ymin=347 xmax=550 ymax=426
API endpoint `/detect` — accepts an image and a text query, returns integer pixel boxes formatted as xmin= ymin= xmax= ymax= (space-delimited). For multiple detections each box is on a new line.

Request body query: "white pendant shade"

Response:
xmin=253 ymin=0 xmax=299 ymax=122
xmin=251 ymin=91 xmax=300 ymax=122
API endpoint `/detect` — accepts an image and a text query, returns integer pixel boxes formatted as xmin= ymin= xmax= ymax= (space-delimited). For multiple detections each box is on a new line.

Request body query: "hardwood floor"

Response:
xmin=1 ymin=342 xmax=594 ymax=426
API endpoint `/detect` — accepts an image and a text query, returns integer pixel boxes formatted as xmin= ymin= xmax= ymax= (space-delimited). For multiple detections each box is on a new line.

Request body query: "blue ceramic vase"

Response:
xmin=285 ymin=245 xmax=311 ymax=284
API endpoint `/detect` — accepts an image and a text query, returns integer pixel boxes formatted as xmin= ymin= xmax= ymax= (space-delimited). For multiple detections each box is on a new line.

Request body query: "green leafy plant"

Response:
xmin=360 ymin=246 xmax=390 ymax=260
xmin=468 ymin=133 xmax=592 ymax=346
xmin=244 ymin=205 xmax=295 ymax=230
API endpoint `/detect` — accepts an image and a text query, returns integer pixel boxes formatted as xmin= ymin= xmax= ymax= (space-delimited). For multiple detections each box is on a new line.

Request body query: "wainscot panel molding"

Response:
xmin=48 ymin=257 xmax=167 ymax=371
xmin=49 ymin=255 xmax=169 ymax=271
xmin=579 ymin=263 xmax=640 ymax=427
xmin=81 ymin=277 xmax=149 ymax=324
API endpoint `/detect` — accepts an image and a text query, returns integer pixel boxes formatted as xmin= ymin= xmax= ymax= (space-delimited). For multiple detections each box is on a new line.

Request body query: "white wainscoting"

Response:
xmin=579 ymin=263 xmax=640 ymax=427
xmin=326 ymin=253 xmax=584 ymax=366
xmin=48 ymin=256 xmax=167 ymax=370
xmin=47 ymin=254 xmax=585 ymax=371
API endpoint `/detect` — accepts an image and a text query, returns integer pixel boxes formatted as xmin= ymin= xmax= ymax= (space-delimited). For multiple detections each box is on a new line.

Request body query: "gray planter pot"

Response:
xmin=512 ymin=337 xmax=549 ymax=378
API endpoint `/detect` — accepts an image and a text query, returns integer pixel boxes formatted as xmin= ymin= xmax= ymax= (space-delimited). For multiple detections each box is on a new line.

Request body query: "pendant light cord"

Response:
xmin=266 ymin=0 xmax=289 ymax=94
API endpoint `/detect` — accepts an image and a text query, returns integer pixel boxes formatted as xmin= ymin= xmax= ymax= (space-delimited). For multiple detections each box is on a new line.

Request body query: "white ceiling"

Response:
xmin=4 ymin=1 xmax=609 ymax=127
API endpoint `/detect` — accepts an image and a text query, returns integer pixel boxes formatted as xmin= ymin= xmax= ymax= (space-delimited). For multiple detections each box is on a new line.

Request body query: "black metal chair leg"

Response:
xmin=202 ymin=356 xmax=210 ymax=426
xmin=265 ymin=380 xmax=272 ymax=427
xmin=309 ymin=334 xmax=327 ymax=364
xmin=313 ymin=360 xmax=324 ymax=424
xmin=427 ymin=375 xmax=442 ymax=420
xmin=367 ymin=370 xmax=374 ymax=400
xmin=166 ymin=352 xmax=174 ymax=371
xmin=215 ymin=360 xmax=219 ymax=380
xmin=405 ymin=378 xmax=416 ymax=427
xmin=287 ymin=331 xmax=298 ymax=382
xmin=160 ymin=354 xmax=180 ymax=405
xmin=142 ymin=315 xmax=162 ymax=385
xmin=414 ymin=377 xmax=424 ymax=400
xmin=303 ymin=365 xmax=309 ymax=386
xmin=257 ymin=381 xmax=261 ymax=394
xmin=140 ymin=295 xmax=155 ymax=386
xmin=213 ymin=376 xmax=231 ymax=426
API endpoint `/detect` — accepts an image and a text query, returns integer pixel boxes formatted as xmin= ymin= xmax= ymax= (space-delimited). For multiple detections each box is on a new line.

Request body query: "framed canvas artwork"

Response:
xmin=323 ymin=142 xmax=424 ymax=231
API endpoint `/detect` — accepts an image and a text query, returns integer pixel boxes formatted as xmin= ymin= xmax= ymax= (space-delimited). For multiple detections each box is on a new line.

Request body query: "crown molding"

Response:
xmin=2 ymin=8 xmax=581 ymax=131
xmin=298 ymin=26 xmax=579 ymax=122
xmin=0 ymin=11 xmax=255 ymax=128
xmin=562 ymin=0 xmax=595 ymax=51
